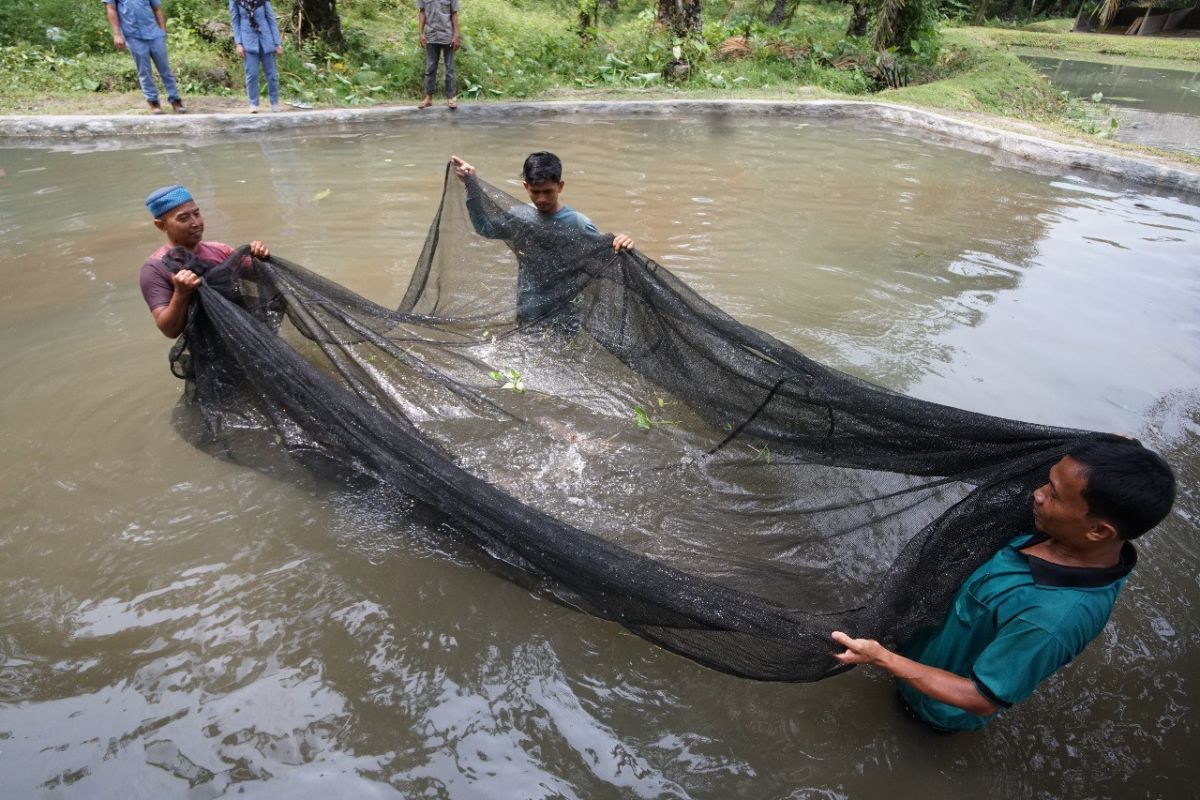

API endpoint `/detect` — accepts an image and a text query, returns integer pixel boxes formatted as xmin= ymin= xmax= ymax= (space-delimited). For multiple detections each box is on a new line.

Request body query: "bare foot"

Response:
xmin=418 ymin=96 xmax=433 ymax=109
xmin=447 ymin=97 xmax=458 ymax=109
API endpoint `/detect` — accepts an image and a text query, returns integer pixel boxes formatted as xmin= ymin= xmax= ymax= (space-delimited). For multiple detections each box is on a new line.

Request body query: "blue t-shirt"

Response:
xmin=899 ymin=531 xmax=1135 ymax=731
xmin=103 ymin=0 xmax=165 ymax=41
xmin=465 ymin=184 xmax=601 ymax=320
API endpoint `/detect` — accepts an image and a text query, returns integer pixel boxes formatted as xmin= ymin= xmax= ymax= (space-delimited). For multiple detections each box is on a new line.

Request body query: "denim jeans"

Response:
xmin=423 ymin=43 xmax=456 ymax=98
xmin=126 ymin=36 xmax=179 ymax=104
xmin=244 ymin=48 xmax=280 ymax=108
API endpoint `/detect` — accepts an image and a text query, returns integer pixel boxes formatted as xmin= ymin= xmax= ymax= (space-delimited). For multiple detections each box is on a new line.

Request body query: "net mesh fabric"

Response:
xmin=169 ymin=165 xmax=1113 ymax=681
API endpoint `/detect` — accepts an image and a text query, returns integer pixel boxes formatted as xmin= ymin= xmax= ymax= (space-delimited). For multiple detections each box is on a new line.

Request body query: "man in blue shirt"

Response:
xmin=832 ymin=439 xmax=1176 ymax=731
xmin=450 ymin=152 xmax=634 ymax=322
xmin=103 ymin=0 xmax=185 ymax=114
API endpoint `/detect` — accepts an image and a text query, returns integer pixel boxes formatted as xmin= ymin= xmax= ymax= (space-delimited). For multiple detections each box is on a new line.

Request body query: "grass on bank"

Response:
xmin=0 ymin=0 xmax=885 ymax=112
xmin=965 ymin=21 xmax=1200 ymax=61
xmin=1 ymin=0 xmax=1196 ymax=164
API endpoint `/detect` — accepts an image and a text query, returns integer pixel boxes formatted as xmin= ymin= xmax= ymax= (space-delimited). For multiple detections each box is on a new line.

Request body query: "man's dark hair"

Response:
xmin=522 ymin=151 xmax=562 ymax=184
xmin=1068 ymin=440 xmax=1176 ymax=540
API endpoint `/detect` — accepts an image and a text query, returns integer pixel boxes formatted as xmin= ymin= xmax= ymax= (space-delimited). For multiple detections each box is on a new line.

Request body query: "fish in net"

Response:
xmin=165 ymin=164 xmax=1120 ymax=681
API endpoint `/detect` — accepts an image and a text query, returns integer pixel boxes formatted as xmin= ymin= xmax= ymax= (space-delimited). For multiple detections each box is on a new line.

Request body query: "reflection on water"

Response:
xmin=1022 ymin=53 xmax=1200 ymax=155
xmin=1 ymin=115 xmax=1198 ymax=798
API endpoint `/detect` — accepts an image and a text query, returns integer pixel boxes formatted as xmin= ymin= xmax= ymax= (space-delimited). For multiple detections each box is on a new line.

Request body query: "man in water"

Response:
xmin=140 ymin=185 xmax=270 ymax=338
xmin=450 ymin=152 xmax=634 ymax=321
xmin=831 ymin=439 xmax=1176 ymax=731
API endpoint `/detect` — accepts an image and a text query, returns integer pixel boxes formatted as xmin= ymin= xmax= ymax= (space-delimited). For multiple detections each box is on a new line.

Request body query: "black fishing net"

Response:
xmin=169 ymin=164 xmax=1118 ymax=681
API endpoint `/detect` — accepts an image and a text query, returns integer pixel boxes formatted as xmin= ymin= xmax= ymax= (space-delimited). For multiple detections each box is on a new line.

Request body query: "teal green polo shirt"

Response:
xmin=898 ymin=531 xmax=1136 ymax=732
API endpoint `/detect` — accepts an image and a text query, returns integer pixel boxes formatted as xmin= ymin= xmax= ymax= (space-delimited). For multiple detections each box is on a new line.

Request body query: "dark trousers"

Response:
xmin=423 ymin=43 xmax=456 ymax=98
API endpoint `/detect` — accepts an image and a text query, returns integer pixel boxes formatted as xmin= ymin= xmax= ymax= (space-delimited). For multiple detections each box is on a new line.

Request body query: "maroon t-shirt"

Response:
xmin=139 ymin=240 xmax=235 ymax=311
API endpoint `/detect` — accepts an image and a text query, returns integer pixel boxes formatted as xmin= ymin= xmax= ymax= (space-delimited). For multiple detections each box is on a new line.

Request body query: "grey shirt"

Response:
xmin=418 ymin=0 xmax=460 ymax=45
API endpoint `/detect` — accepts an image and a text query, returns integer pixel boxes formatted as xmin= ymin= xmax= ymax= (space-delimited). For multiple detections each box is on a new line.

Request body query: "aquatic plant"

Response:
xmin=488 ymin=367 xmax=525 ymax=394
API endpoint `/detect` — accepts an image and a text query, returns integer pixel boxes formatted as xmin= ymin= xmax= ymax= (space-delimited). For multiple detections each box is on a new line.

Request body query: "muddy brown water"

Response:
xmin=1 ymin=114 xmax=1198 ymax=799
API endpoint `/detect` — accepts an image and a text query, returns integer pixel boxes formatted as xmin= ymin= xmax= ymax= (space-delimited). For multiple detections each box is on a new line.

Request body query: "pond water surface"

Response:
xmin=1022 ymin=52 xmax=1200 ymax=155
xmin=2 ymin=114 xmax=1198 ymax=799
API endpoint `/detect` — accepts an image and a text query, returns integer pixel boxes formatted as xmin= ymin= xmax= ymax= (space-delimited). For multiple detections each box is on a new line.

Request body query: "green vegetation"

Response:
xmin=488 ymin=367 xmax=525 ymax=393
xmin=0 ymin=0 xmax=954 ymax=113
xmin=966 ymin=22 xmax=1200 ymax=61
xmin=0 ymin=0 xmax=1197 ymax=163
xmin=633 ymin=397 xmax=677 ymax=430
xmin=890 ymin=28 xmax=1069 ymax=117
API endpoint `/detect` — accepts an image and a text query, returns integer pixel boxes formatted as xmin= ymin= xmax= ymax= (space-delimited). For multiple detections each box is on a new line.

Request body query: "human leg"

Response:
xmin=244 ymin=47 xmax=262 ymax=109
xmin=125 ymin=37 xmax=161 ymax=106
xmin=261 ymin=50 xmax=280 ymax=109
xmin=443 ymin=46 xmax=457 ymax=105
xmin=147 ymin=37 xmax=182 ymax=106
xmin=423 ymin=44 xmax=444 ymax=98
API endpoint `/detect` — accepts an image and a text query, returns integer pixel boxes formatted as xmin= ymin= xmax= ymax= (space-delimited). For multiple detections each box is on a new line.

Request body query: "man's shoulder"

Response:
xmin=143 ymin=244 xmax=171 ymax=269
xmin=998 ymin=582 xmax=1120 ymax=654
xmin=555 ymin=205 xmax=597 ymax=230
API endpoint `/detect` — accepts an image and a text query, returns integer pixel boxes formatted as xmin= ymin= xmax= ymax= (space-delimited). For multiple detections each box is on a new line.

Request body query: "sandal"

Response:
xmin=447 ymin=98 xmax=458 ymax=109
xmin=418 ymin=96 xmax=433 ymax=109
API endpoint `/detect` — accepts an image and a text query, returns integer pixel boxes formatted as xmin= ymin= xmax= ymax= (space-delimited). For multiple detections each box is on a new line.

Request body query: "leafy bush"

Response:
xmin=0 ymin=0 xmax=112 ymax=51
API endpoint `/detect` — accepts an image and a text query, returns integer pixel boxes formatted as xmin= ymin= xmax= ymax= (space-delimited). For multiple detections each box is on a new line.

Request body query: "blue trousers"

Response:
xmin=243 ymin=48 xmax=280 ymax=108
xmin=126 ymin=36 xmax=179 ymax=104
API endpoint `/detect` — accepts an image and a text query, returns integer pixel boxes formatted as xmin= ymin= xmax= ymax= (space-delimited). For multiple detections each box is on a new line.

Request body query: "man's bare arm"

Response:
xmin=831 ymin=631 xmax=999 ymax=717
xmin=151 ymin=270 xmax=200 ymax=338
xmin=106 ymin=5 xmax=126 ymax=50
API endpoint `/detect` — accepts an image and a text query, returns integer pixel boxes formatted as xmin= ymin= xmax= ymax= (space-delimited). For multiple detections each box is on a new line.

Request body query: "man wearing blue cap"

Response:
xmin=140 ymin=185 xmax=270 ymax=338
xmin=103 ymin=0 xmax=186 ymax=114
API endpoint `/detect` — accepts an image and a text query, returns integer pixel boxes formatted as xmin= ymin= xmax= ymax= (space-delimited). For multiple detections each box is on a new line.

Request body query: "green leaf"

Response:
xmin=313 ymin=188 xmax=332 ymax=202
xmin=634 ymin=406 xmax=652 ymax=431
xmin=81 ymin=78 xmax=100 ymax=92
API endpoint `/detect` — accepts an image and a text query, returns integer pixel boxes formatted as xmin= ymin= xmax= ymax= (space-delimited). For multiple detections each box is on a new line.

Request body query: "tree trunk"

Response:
xmin=767 ymin=0 xmax=793 ymax=26
xmin=295 ymin=0 xmax=343 ymax=47
xmin=657 ymin=0 xmax=703 ymax=36
xmin=846 ymin=0 xmax=871 ymax=37
xmin=972 ymin=0 xmax=991 ymax=25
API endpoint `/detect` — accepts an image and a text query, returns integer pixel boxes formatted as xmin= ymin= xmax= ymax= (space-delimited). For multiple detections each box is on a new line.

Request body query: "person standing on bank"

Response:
xmin=831 ymin=439 xmax=1176 ymax=732
xmin=103 ymin=0 xmax=186 ymax=114
xmin=417 ymin=0 xmax=460 ymax=109
xmin=230 ymin=0 xmax=283 ymax=113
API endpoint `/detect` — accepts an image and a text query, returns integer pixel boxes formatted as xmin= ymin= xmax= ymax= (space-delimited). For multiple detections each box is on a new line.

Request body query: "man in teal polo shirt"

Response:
xmin=832 ymin=439 xmax=1176 ymax=731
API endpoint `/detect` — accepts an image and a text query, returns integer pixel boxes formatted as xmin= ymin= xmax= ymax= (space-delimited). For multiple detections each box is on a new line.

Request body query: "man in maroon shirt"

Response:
xmin=140 ymin=185 xmax=270 ymax=338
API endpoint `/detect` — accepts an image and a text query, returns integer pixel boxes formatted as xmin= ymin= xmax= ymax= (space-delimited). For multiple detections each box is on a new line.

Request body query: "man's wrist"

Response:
xmin=862 ymin=641 xmax=904 ymax=675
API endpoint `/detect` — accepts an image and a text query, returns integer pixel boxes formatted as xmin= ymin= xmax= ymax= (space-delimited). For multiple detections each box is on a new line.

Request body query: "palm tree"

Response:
xmin=295 ymin=0 xmax=343 ymax=46
xmin=658 ymin=0 xmax=703 ymax=36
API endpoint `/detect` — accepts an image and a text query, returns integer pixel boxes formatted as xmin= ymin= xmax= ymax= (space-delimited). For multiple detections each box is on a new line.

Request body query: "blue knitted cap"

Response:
xmin=145 ymin=185 xmax=193 ymax=218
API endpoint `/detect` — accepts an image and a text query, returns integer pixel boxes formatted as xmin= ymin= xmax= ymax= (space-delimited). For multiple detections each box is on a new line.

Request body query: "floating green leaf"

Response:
xmin=488 ymin=367 xmax=524 ymax=394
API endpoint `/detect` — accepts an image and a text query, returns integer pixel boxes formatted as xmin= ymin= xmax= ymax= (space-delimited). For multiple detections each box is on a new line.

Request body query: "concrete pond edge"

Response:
xmin=3 ymin=99 xmax=1197 ymax=196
